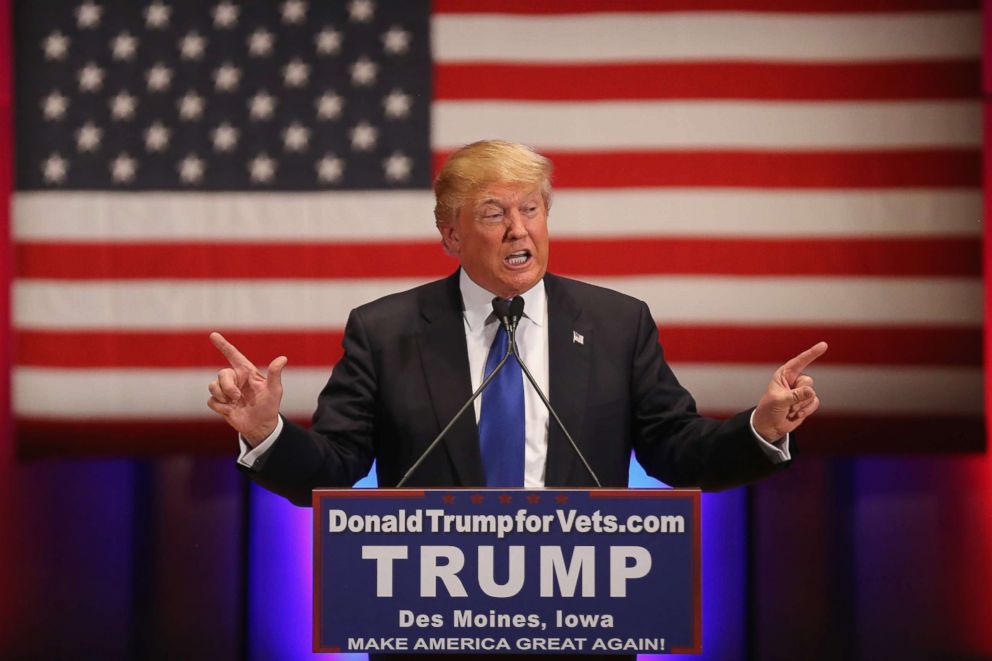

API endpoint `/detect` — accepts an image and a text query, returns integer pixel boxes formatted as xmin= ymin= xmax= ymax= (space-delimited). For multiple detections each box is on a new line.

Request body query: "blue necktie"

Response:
xmin=478 ymin=322 xmax=525 ymax=486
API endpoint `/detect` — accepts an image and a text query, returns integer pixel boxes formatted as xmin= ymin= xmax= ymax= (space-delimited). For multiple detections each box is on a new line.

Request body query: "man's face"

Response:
xmin=439 ymin=182 xmax=550 ymax=299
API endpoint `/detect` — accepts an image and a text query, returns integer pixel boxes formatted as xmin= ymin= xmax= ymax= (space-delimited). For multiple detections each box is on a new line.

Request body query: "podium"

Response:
xmin=313 ymin=488 xmax=701 ymax=655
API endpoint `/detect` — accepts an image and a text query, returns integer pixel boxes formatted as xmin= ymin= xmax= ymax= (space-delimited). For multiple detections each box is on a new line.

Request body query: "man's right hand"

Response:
xmin=207 ymin=332 xmax=288 ymax=446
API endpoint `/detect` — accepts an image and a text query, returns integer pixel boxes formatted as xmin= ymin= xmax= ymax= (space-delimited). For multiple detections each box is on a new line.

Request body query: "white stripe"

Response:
xmin=13 ymin=365 xmax=982 ymax=418
xmin=433 ymin=100 xmax=981 ymax=150
xmin=13 ymin=277 xmax=981 ymax=329
xmin=432 ymin=13 xmax=980 ymax=63
xmin=14 ymin=190 xmax=981 ymax=241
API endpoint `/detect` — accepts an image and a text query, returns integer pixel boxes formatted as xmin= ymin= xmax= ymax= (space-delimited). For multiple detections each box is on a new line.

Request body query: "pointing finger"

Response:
xmin=782 ymin=341 xmax=828 ymax=381
xmin=210 ymin=332 xmax=255 ymax=370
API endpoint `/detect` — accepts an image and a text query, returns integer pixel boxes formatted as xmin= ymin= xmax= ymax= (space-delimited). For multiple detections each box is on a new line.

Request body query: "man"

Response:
xmin=208 ymin=139 xmax=825 ymax=504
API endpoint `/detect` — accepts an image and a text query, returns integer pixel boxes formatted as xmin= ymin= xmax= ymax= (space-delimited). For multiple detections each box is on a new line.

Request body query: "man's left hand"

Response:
xmin=752 ymin=341 xmax=828 ymax=442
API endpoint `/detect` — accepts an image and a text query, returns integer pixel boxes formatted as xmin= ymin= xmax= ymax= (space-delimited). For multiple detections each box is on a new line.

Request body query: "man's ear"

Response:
xmin=438 ymin=221 xmax=460 ymax=256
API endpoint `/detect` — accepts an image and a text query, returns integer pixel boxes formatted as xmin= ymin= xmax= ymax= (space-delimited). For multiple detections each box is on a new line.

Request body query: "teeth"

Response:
xmin=507 ymin=254 xmax=528 ymax=265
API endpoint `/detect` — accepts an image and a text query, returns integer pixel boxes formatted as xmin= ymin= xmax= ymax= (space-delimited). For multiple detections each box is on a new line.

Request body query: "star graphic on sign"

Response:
xmin=178 ymin=154 xmax=205 ymax=184
xmin=280 ymin=0 xmax=307 ymax=24
xmin=349 ymin=121 xmax=377 ymax=151
xmin=110 ymin=152 xmax=137 ymax=183
xmin=316 ymin=153 xmax=344 ymax=183
xmin=213 ymin=63 xmax=241 ymax=92
xmin=146 ymin=63 xmax=173 ymax=92
xmin=78 ymin=62 xmax=105 ymax=92
xmin=249 ymin=153 xmax=277 ymax=183
xmin=282 ymin=122 xmax=310 ymax=151
xmin=249 ymin=90 xmax=277 ymax=120
xmin=110 ymin=91 xmax=137 ymax=120
xmin=144 ymin=2 xmax=171 ymax=29
xmin=212 ymin=1 xmax=239 ymax=29
xmin=144 ymin=122 xmax=171 ymax=151
xmin=315 ymin=91 xmax=343 ymax=120
xmin=42 ymin=91 xmax=69 ymax=120
xmin=76 ymin=122 xmax=102 ymax=151
xmin=383 ymin=89 xmax=412 ymax=119
xmin=111 ymin=31 xmax=138 ymax=60
xmin=247 ymin=28 xmax=274 ymax=57
xmin=315 ymin=27 xmax=341 ymax=55
xmin=43 ymin=153 xmax=69 ymax=183
xmin=350 ymin=57 xmax=377 ymax=87
xmin=42 ymin=31 xmax=70 ymax=60
xmin=283 ymin=59 xmax=309 ymax=88
xmin=178 ymin=91 xmax=205 ymax=120
xmin=76 ymin=2 xmax=102 ymax=29
xmin=383 ymin=151 xmax=412 ymax=182
xmin=348 ymin=0 xmax=374 ymax=23
xmin=179 ymin=32 xmax=206 ymax=60
xmin=381 ymin=26 xmax=410 ymax=55
xmin=211 ymin=122 xmax=239 ymax=151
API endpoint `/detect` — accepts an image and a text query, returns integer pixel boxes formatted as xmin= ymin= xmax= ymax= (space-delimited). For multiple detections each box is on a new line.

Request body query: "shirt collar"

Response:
xmin=459 ymin=269 xmax=546 ymax=332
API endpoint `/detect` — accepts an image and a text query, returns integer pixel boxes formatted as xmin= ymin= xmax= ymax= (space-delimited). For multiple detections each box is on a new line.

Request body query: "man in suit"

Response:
xmin=208 ymin=140 xmax=825 ymax=502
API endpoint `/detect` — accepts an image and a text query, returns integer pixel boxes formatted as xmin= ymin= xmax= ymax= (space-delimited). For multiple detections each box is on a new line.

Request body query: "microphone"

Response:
xmin=503 ymin=296 xmax=602 ymax=487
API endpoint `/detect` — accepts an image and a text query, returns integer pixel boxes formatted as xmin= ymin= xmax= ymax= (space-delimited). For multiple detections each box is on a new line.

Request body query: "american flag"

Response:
xmin=11 ymin=0 xmax=983 ymax=455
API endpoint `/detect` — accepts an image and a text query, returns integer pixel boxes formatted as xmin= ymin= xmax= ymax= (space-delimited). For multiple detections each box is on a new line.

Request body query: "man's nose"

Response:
xmin=504 ymin=209 xmax=527 ymax=238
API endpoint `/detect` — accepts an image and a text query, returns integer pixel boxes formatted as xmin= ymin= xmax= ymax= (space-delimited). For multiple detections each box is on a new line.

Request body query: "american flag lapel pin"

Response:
xmin=573 ymin=331 xmax=584 ymax=345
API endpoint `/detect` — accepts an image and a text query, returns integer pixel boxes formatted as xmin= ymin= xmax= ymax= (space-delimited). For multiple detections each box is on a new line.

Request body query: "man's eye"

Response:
xmin=481 ymin=211 xmax=503 ymax=221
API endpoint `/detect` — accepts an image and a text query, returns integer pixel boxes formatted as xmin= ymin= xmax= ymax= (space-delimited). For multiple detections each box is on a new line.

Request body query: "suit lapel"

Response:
xmin=543 ymin=274 xmax=592 ymax=486
xmin=416 ymin=272 xmax=486 ymax=486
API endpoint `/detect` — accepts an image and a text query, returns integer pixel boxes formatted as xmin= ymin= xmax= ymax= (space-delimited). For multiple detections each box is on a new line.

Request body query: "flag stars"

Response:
xmin=249 ymin=90 xmax=276 ymax=120
xmin=178 ymin=91 xmax=205 ymax=120
xmin=178 ymin=154 xmax=205 ymax=184
xmin=383 ymin=151 xmax=412 ymax=182
xmin=249 ymin=153 xmax=277 ymax=183
xmin=350 ymin=57 xmax=377 ymax=87
xmin=280 ymin=0 xmax=307 ymax=24
xmin=213 ymin=63 xmax=241 ymax=92
xmin=315 ymin=91 xmax=343 ymax=120
xmin=43 ymin=154 xmax=69 ymax=184
xmin=212 ymin=1 xmax=239 ymax=29
xmin=382 ymin=26 xmax=410 ymax=55
xmin=316 ymin=153 xmax=344 ymax=183
xmin=283 ymin=59 xmax=309 ymax=88
xmin=144 ymin=2 xmax=171 ymax=29
xmin=42 ymin=31 xmax=70 ymax=60
xmin=348 ymin=0 xmax=374 ymax=23
xmin=179 ymin=32 xmax=206 ymax=60
xmin=110 ymin=153 xmax=137 ymax=184
xmin=144 ymin=121 xmax=170 ymax=151
xmin=315 ymin=27 xmax=341 ymax=56
xmin=76 ymin=2 xmax=102 ymax=29
xmin=42 ymin=91 xmax=69 ymax=120
xmin=349 ymin=121 xmax=377 ymax=151
xmin=76 ymin=122 xmax=102 ymax=151
xmin=211 ymin=122 xmax=238 ymax=151
xmin=146 ymin=63 xmax=173 ymax=92
xmin=110 ymin=91 xmax=138 ymax=120
xmin=78 ymin=62 xmax=105 ymax=92
xmin=383 ymin=89 xmax=412 ymax=119
xmin=247 ymin=28 xmax=274 ymax=57
xmin=111 ymin=31 xmax=138 ymax=60
xmin=282 ymin=122 xmax=310 ymax=151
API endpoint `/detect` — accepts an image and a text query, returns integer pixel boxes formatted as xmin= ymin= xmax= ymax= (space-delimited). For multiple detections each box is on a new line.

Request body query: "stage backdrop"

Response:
xmin=9 ymin=0 xmax=984 ymax=456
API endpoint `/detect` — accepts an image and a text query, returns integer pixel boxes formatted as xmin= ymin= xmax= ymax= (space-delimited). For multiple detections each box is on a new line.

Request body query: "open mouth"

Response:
xmin=505 ymin=250 xmax=531 ymax=267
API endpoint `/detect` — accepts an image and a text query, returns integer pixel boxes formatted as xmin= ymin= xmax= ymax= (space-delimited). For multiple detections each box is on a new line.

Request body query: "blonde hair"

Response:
xmin=433 ymin=140 xmax=553 ymax=226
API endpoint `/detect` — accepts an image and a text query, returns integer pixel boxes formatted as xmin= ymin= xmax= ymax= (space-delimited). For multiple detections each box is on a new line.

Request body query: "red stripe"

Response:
xmin=15 ymin=326 xmax=980 ymax=368
xmin=435 ymin=61 xmax=981 ymax=101
xmin=14 ymin=237 xmax=981 ymax=279
xmin=13 ymin=414 xmax=985 ymax=457
xmin=433 ymin=0 xmax=979 ymax=13
xmin=432 ymin=149 xmax=982 ymax=188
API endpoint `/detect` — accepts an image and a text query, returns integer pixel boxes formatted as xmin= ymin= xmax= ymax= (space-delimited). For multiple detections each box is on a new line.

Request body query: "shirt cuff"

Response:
xmin=236 ymin=415 xmax=284 ymax=470
xmin=749 ymin=409 xmax=791 ymax=464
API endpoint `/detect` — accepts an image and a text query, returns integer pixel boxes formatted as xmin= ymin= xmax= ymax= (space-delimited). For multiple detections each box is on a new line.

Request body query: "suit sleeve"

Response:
xmin=238 ymin=308 xmax=378 ymax=506
xmin=629 ymin=301 xmax=791 ymax=491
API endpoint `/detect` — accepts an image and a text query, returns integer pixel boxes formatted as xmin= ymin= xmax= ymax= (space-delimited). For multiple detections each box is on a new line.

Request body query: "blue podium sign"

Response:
xmin=313 ymin=489 xmax=700 ymax=655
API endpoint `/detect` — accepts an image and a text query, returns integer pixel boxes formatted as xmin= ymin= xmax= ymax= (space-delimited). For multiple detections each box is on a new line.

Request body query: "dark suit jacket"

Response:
xmin=245 ymin=271 xmax=790 ymax=504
